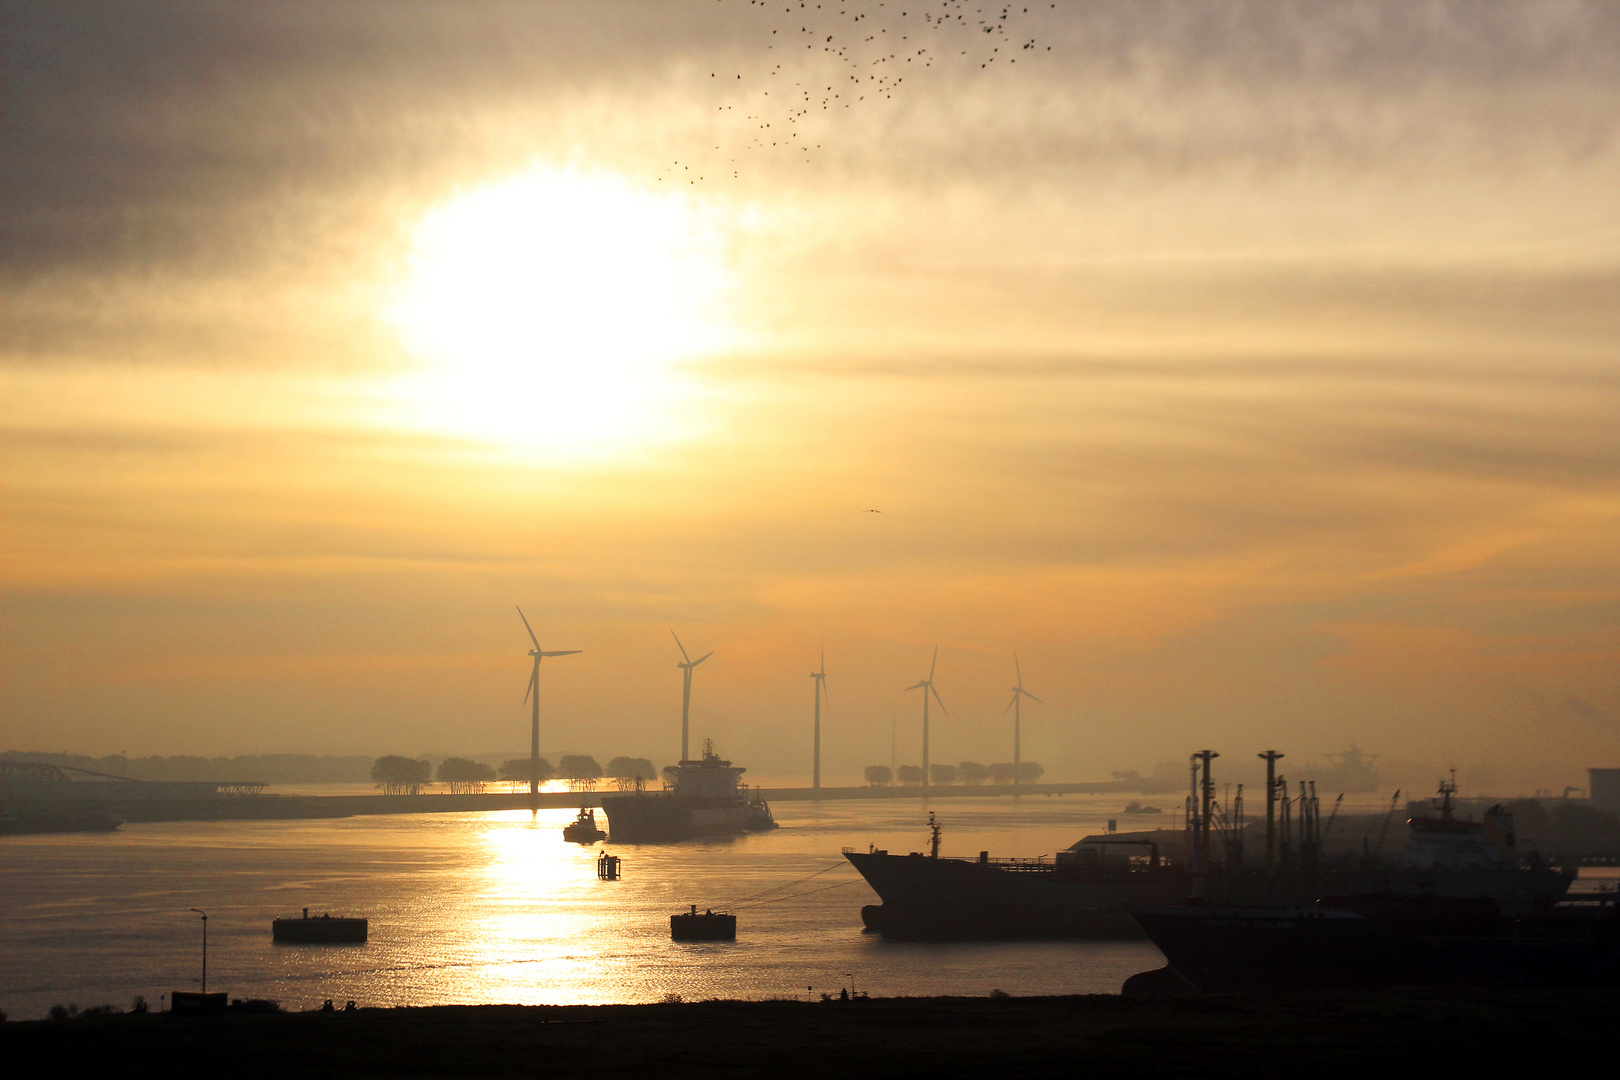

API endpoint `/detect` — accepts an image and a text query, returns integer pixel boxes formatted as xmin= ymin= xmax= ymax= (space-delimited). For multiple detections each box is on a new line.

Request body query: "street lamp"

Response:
xmin=188 ymin=908 xmax=208 ymax=993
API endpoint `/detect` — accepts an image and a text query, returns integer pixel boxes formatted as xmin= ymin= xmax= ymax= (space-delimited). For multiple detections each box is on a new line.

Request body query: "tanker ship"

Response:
xmin=847 ymin=777 xmax=1574 ymax=940
xmin=600 ymin=741 xmax=777 ymax=843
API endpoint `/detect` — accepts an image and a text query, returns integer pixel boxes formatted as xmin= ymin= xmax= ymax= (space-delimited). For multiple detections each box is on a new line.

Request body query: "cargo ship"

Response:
xmin=847 ymin=777 xmax=1573 ymax=940
xmin=1128 ymin=893 xmax=1620 ymax=991
xmin=600 ymin=741 xmax=777 ymax=843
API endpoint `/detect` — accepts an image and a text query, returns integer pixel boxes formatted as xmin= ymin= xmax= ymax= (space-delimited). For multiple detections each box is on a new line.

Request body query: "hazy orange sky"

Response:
xmin=2 ymin=1 xmax=1616 ymax=790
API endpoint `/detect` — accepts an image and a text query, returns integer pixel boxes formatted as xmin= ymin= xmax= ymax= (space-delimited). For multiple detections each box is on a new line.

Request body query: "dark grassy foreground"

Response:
xmin=4 ymin=992 xmax=1605 ymax=1078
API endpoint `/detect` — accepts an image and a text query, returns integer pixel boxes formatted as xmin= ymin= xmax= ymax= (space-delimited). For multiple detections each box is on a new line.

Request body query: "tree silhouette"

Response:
xmin=371 ymin=755 xmax=431 ymax=795
xmin=559 ymin=754 xmax=603 ymax=791
xmin=498 ymin=757 xmax=553 ymax=789
xmin=606 ymin=756 xmax=657 ymax=790
xmin=437 ymin=757 xmax=496 ymax=794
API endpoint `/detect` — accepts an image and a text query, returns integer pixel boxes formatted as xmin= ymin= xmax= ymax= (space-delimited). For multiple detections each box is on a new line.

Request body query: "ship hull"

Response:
xmin=846 ymin=852 xmax=1191 ymax=940
xmin=601 ymin=795 xmax=772 ymax=843
xmin=845 ymin=852 xmax=1574 ymax=941
xmin=1130 ymin=902 xmax=1620 ymax=992
xmin=273 ymin=917 xmax=368 ymax=944
xmin=0 ymin=806 xmax=123 ymax=834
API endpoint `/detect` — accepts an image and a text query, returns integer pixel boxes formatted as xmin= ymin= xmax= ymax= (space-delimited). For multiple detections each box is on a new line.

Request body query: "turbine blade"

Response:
xmin=1005 ymin=691 xmax=1018 ymax=714
xmin=929 ymin=643 xmax=939 ymax=682
xmin=523 ymin=665 xmax=537 ymax=704
xmin=1021 ymin=689 xmax=1045 ymax=705
xmin=671 ymin=631 xmax=691 ymax=663
xmin=822 ymin=678 xmax=830 ymax=708
xmin=1014 ymin=652 xmax=1023 ymax=687
xmin=692 ymin=651 xmax=714 ymax=667
xmin=516 ymin=606 xmax=539 ymax=649
xmin=930 ymin=683 xmax=949 ymax=715
xmin=541 ymin=650 xmax=581 ymax=657
xmin=904 ymin=681 xmax=927 ymax=691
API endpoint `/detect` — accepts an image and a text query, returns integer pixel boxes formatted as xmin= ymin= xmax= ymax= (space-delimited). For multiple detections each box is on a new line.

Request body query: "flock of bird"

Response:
xmin=656 ymin=0 xmax=1063 ymax=185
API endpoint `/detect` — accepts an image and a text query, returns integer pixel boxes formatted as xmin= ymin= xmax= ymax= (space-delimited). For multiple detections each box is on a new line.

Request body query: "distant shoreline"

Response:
xmin=0 ymin=781 xmax=1154 ymax=823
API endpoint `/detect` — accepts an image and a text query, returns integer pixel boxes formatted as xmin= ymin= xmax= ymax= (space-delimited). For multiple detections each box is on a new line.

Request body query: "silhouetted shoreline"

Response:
xmin=0 ymin=782 xmax=1145 ymax=824
xmin=3 ymin=992 xmax=1609 ymax=1077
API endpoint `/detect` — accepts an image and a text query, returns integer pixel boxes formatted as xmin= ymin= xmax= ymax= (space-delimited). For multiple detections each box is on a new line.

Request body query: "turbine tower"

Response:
xmin=810 ymin=646 xmax=829 ymax=791
xmin=904 ymin=645 xmax=947 ymax=794
xmin=672 ymin=632 xmax=713 ymax=762
xmin=517 ymin=606 xmax=580 ymax=803
xmin=1005 ymin=654 xmax=1043 ymax=786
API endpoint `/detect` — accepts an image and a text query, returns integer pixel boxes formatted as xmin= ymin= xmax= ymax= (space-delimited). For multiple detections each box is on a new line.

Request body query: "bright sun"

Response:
xmin=384 ymin=165 xmax=737 ymax=456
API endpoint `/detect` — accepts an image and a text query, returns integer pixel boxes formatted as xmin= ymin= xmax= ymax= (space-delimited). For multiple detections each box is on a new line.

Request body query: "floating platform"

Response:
xmin=671 ymin=905 xmax=736 ymax=941
xmin=273 ymin=909 xmax=367 ymax=944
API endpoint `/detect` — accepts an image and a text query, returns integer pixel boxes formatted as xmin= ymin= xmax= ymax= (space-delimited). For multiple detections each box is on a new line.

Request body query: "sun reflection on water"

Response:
xmin=2 ymin=799 xmax=1180 ymax=1016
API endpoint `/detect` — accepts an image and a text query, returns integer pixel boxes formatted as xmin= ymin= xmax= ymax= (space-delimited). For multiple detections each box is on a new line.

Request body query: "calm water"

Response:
xmin=0 ymin=794 xmax=1166 ymax=1019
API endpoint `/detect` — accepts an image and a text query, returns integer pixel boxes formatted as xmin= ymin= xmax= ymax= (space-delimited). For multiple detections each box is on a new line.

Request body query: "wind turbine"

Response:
xmin=905 ymin=645 xmax=947 ymax=794
xmin=810 ymin=646 xmax=829 ymax=791
xmin=672 ymin=632 xmax=713 ymax=762
xmin=517 ymin=606 xmax=580 ymax=801
xmin=1005 ymin=654 xmax=1043 ymax=786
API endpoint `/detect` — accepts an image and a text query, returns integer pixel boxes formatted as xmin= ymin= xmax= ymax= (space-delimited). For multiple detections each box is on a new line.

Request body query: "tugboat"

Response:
xmin=562 ymin=807 xmax=607 ymax=844
xmin=272 ymin=909 xmax=368 ymax=944
xmin=601 ymin=740 xmax=778 ymax=843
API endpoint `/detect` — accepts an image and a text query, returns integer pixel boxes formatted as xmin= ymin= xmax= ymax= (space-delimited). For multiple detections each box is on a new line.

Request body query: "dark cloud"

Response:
xmin=5 ymin=1 xmax=1618 ymax=277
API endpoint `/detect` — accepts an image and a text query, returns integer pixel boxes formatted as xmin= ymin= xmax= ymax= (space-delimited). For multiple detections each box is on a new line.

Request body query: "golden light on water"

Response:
xmin=383 ymin=164 xmax=743 ymax=458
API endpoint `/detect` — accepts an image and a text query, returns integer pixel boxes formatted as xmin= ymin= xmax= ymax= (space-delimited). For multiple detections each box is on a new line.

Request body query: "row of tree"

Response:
xmin=369 ymin=754 xmax=659 ymax=794
xmin=864 ymin=761 xmax=1045 ymax=787
xmin=496 ymin=755 xmax=659 ymax=791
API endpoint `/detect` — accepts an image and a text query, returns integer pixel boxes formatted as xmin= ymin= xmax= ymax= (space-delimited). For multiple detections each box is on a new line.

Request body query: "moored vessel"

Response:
xmin=0 ymin=804 xmax=124 ymax=834
xmin=670 ymin=905 xmax=737 ymax=941
xmin=272 ymin=908 xmax=367 ymax=944
xmin=1128 ymin=893 xmax=1620 ymax=991
xmin=847 ymin=764 xmax=1575 ymax=940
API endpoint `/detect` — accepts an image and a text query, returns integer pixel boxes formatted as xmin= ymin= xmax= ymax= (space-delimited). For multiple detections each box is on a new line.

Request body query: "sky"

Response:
xmin=2 ymin=0 xmax=1617 ymax=791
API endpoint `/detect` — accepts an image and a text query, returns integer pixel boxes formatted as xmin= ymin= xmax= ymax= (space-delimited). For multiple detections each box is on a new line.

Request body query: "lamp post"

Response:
xmin=188 ymin=908 xmax=208 ymax=993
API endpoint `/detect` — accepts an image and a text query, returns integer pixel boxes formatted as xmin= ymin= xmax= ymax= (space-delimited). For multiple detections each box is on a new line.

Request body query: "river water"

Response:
xmin=1 ymin=793 xmax=1170 ymax=1019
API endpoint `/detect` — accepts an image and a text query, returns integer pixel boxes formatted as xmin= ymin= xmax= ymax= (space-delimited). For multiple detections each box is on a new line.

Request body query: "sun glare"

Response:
xmin=384 ymin=165 xmax=738 ymax=457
